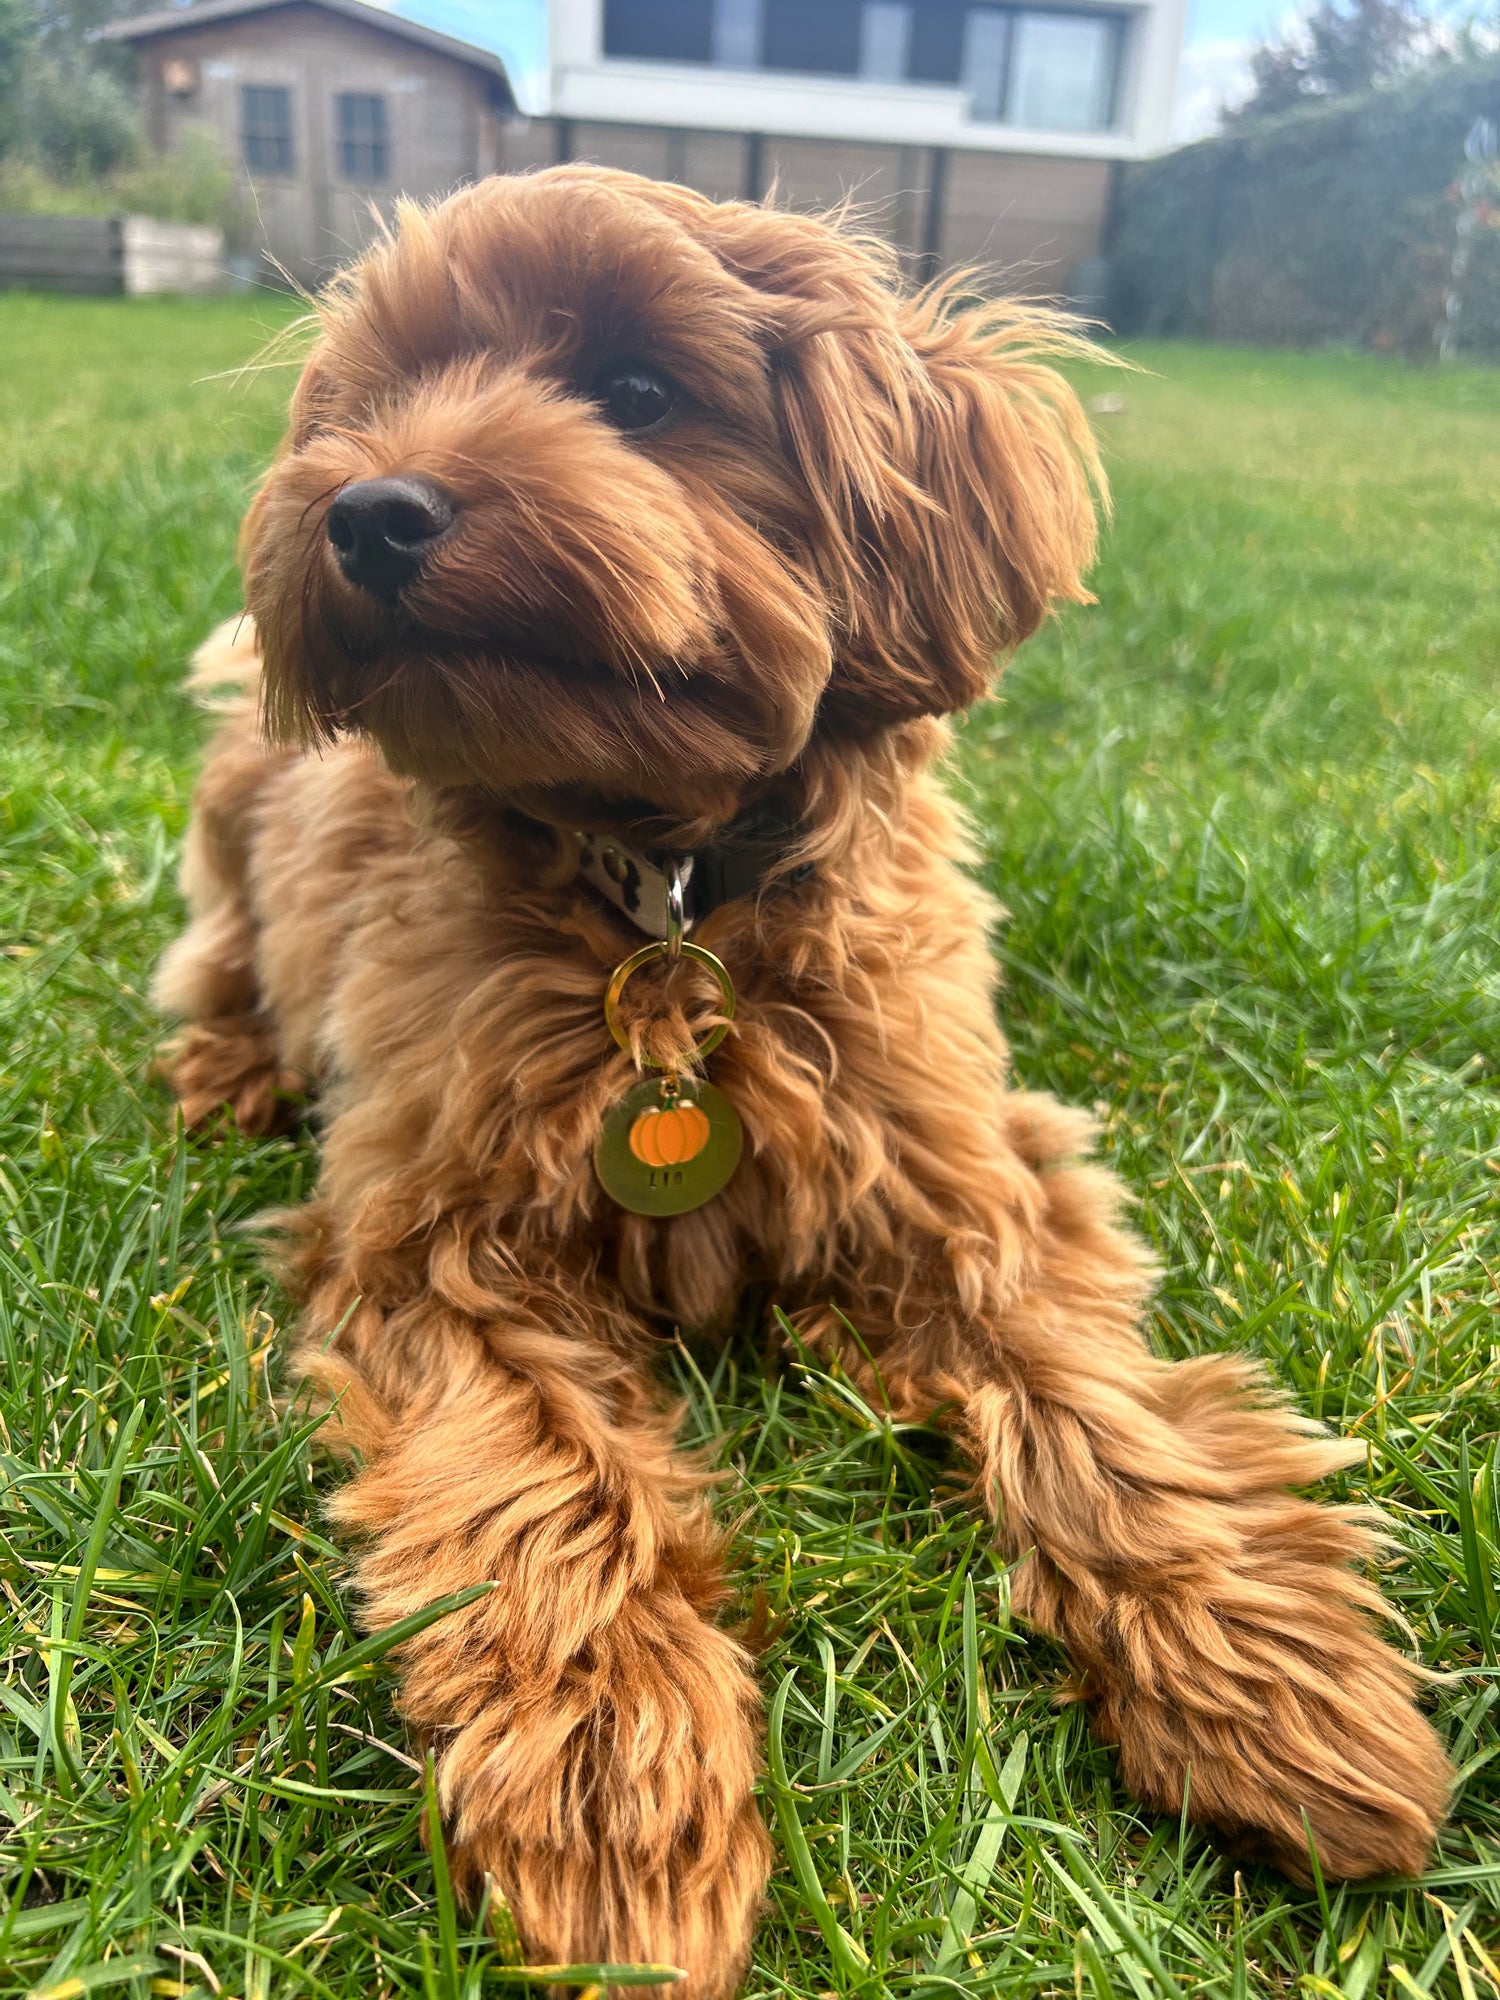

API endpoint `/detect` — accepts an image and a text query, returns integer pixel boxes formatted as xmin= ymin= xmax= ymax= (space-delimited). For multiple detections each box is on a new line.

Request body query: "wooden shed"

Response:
xmin=103 ymin=0 xmax=518 ymax=286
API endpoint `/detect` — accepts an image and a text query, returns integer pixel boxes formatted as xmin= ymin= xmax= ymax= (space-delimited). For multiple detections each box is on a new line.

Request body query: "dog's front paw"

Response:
xmin=436 ymin=1608 xmax=771 ymax=1997
xmin=452 ymin=1797 xmax=769 ymax=1998
xmin=159 ymin=1013 xmax=307 ymax=1136
xmin=1097 ymin=1567 xmax=1451 ymax=1882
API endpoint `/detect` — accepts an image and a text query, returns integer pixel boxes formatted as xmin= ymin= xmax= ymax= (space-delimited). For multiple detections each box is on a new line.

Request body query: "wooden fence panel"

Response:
xmin=0 ymin=213 xmax=226 ymax=294
xmin=0 ymin=214 xmax=123 ymax=294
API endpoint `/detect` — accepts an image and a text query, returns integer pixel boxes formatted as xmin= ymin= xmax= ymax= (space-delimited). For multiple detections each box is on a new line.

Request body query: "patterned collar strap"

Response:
xmin=558 ymin=804 xmax=814 ymax=941
xmin=574 ymin=834 xmax=693 ymax=941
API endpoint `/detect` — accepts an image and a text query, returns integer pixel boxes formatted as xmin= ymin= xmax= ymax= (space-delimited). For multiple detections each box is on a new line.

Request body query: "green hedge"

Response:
xmin=1111 ymin=58 xmax=1500 ymax=357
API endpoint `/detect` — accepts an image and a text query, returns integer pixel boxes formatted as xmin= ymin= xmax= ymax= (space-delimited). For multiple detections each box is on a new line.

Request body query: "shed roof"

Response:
xmin=101 ymin=0 xmax=518 ymax=107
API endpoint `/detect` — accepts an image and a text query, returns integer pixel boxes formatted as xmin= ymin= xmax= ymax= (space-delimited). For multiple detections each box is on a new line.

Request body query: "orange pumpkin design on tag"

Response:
xmin=629 ymin=1100 xmax=712 ymax=1168
xmin=596 ymin=1075 xmax=743 ymax=1216
xmin=594 ymin=937 xmax=743 ymax=1216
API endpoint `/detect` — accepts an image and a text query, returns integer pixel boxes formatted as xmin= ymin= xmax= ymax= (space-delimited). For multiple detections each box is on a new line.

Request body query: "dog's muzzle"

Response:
xmin=326 ymin=476 xmax=455 ymax=602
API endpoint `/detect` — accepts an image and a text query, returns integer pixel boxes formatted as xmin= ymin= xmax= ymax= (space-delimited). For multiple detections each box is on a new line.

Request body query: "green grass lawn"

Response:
xmin=2 ymin=295 xmax=1498 ymax=2000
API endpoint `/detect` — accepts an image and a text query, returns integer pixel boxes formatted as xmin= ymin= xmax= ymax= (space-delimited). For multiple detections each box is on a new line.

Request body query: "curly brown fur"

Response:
xmin=154 ymin=168 xmax=1450 ymax=1991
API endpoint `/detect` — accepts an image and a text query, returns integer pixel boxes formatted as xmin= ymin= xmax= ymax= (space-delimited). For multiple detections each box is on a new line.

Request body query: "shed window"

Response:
xmin=336 ymin=92 xmax=389 ymax=181
xmin=241 ymin=85 xmax=293 ymax=174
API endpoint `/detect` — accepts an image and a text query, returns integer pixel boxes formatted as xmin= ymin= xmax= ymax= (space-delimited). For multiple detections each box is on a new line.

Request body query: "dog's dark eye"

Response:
xmin=594 ymin=363 xmax=678 ymax=434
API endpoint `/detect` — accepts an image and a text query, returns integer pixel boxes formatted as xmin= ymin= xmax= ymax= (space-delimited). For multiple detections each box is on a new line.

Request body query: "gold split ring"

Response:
xmin=603 ymin=939 xmax=736 ymax=1066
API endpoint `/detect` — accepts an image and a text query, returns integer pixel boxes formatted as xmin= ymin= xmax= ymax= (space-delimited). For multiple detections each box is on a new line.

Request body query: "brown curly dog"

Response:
xmin=155 ymin=166 xmax=1449 ymax=1991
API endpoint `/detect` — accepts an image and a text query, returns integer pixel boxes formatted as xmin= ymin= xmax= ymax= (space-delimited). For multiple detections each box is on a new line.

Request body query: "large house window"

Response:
xmin=960 ymin=8 xmax=1012 ymax=119
xmin=241 ymin=85 xmax=293 ymax=174
xmin=712 ymin=0 xmax=764 ymax=65
xmin=858 ymin=2 xmax=912 ymax=79
xmin=962 ymin=4 xmax=1119 ymax=128
xmin=600 ymin=0 xmax=1122 ymax=130
xmin=763 ymin=0 xmax=857 ymax=70
xmin=603 ymin=0 xmax=713 ymax=62
xmin=1008 ymin=12 xmax=1118 ymax=128
xmin=336 ymin=91 xmax=389 ymax=181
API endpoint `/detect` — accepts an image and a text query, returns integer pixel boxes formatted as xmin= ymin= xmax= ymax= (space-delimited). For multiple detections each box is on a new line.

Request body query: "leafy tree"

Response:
xmin=0 ymin=0 xmax=37 ymax=156
xmin=25 ymin=52 xmax=139 ymax=174
xmin=0 ymin=0 xmax=141 ymax=175
xmin=32 ymin=0 xmax=142 ymax=71
xmin=1229 ymin=0 xmax=1437 ymax=120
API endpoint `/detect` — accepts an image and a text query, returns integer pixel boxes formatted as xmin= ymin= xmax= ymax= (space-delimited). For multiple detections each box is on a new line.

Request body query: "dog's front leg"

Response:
xmin=849 ymin=1093 xmax=1452 ymax=1883
xmin=296 ymin=1280 xmax=770 ymax=1994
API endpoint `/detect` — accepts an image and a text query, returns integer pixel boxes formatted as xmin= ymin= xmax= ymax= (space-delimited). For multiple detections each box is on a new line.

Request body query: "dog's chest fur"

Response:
xmin=218 ymin=708 xmax=1027 ymax=1334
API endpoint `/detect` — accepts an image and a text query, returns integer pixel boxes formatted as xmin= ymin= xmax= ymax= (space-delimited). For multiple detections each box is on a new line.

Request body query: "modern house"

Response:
xmin=504 ymin=0 xmax=1189 ymax=291
xmin=103 ymin=0 xmax=518 ymax=284
xmin=106 ymin=0 xmax=1186 ymax=296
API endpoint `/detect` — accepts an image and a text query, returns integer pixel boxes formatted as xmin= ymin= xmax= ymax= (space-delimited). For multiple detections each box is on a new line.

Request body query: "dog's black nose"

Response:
xmin=326 ymin=477 xmax=455 ymax=600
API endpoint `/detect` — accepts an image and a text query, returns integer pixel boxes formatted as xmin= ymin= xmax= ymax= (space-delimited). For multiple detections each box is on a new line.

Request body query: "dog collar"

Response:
xmin=547 ymin=801 xmax=813 ymax=941
xmin=573 ymin=833 xmax=694 ymax=940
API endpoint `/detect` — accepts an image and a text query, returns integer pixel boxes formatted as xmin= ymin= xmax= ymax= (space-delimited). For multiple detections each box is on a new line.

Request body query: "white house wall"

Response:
xmin=544 ymin=0 xmax=1185 ymax=160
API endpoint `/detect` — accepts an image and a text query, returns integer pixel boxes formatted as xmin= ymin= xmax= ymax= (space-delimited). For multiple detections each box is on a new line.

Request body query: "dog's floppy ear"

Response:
xmin=849 ymin=295 xmax=1104 ymax=725
xmin=769 ymin=264 xmax=1106 ymax=729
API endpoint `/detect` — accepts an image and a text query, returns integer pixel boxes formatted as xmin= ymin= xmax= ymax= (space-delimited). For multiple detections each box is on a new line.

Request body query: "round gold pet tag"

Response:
xmin=594 ymin=936 xmax=745 ymax=1217
xmin=595 ymin=1073 xmax=744 ymax=1216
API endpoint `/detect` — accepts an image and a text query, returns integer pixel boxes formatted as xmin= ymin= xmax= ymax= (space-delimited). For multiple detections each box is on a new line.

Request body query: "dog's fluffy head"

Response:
xmin=245 ymin=166 xmax=1102 ymax=830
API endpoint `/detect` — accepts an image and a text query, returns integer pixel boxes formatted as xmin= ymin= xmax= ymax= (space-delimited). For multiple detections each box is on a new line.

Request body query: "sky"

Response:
xmin=1174 ymin=0 xmax=1282 ymax=136
xmin=373 ymin=0 xmax=1286 ymax=146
